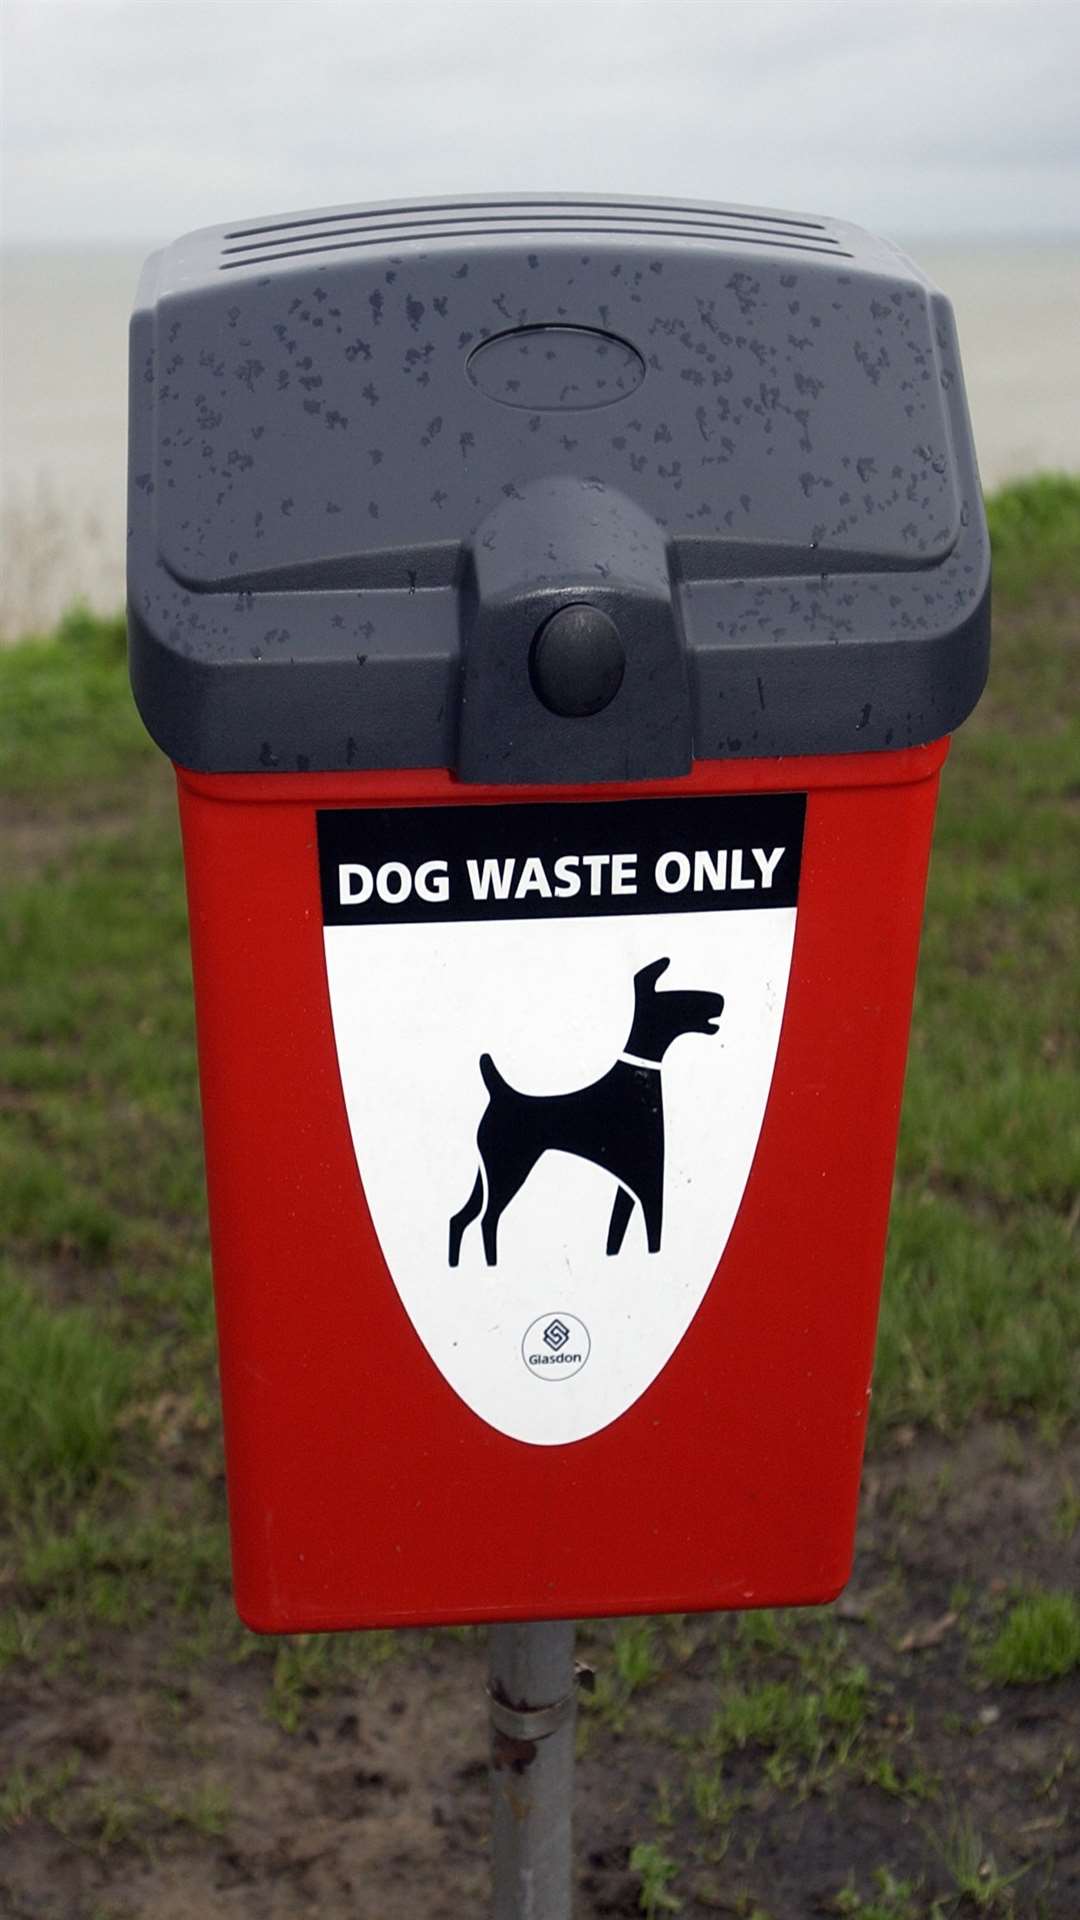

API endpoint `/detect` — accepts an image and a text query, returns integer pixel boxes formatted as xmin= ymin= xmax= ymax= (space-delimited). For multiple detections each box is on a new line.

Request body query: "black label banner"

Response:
xmin=317 ymin=792 xmax=805 ymax=928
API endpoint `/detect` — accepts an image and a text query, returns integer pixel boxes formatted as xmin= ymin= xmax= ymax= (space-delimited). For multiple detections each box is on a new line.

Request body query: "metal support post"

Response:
xmin=488 ymin=1619 xmax=577 ymax=1920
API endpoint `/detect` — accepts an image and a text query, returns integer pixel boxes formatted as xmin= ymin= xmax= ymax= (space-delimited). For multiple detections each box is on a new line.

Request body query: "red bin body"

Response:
xmin=177 ymin=743 xmax=944 ymax=1630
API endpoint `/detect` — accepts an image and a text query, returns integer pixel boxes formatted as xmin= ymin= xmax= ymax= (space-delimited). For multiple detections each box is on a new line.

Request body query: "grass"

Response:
xmin=629 ymin=1839 xmax=683 ymax=1915
xmin=833 ymin=1870 xmax=922 ymax=1920
xmin=583 ymin=1618 xmax=661 ymax=1732
xmin=16 ymin=1508 xmax=231 ymax=1627
xmin=682 ymin=1611 xmax=939 ymax=1808
xmin=267 ymin=1628 xmax=398 ymax=1732
xmin=0 ymin=1757 xmax=80 ymax=1832
xmin=0 ymin=477 xmax=1077 ymax=1914
xmin=929 ymin=1812 xmax=1031 ymax=1911
xmin=984 ymin=474 xmax=1080 ymax=604
xmin=982 ymin=1592 xmax=1080 ymax=1685
xmin=0 ymin=1273 xmax=132 ymax=1503
xmin=0 ymin=606 xmax=154 ymax=802
xmin=873 ymin=473 xmax=1079 ymax=1436
xmin=0 ymin=1766 xmax=233 ymax=1855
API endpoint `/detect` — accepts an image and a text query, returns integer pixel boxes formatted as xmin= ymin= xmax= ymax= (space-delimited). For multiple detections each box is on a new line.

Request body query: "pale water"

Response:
xmin=1 ymin=240 xmax=1077 ymax=639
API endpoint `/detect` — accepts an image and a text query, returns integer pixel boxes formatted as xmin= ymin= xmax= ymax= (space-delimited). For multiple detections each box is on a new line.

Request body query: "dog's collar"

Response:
xmin=618 ymin=1050 xmax=661 ymax=1071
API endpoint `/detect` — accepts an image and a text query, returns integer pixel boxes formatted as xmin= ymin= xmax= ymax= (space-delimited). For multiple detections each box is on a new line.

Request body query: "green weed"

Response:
xmin=653 ymin=1774 xmax=676 ymax=1828
xmin=584 ymin=1619 xmax=660 ymax=1732
xmin=0 ymin=1607 xmax=45 ymax=1672
xmin=0 ymin=1755 xmax=80 ymax=1830
xmin=18 ymin=1507 xmax=230 ymax=1624
xmin=269 ymin=1635 xmax=340 ymax=1732
xmin=687 ymin=1764 xmax=740 ymax=1830
xmin=170 ymin=1777 xmax=231 ymax=1837
xmin=77 ymin=1781 xmax=155 ymax=1855
xmin=0 ymin=1273 xmax=132 ymax=1501
xmin=0 ymin=605 xmax=152 ymax=799
xmin=1052 ymin=1481 xmax=1080 ymax=1542
xmin=868 ymin=477 xmax=1080 ymax=1434
xmin=928 ymin=1812 xmax=1029 ymax=1911
xmin=982 ymin=1590 xmax=1080 ymax=1684
xmin=707 ymin=1679 xmax=823 ymax=1761
xmin=693 ymin=1624 xmax=920 ymax=1804
xmin=629 ymin=1839 xmax=683 ymax=1915
xmin=833 ymin=1867 xmax=923 ymax=1920
xmin=614 ymin=1619 xmax=658 ymax=1692
xmin=985 ymin=472 xmax=1080 ymax=601
xmin=267 ymin=1630 xmax=397 ymax=1731
xmin=859 ymin=1752 xmax=937 ymax=1804
xmin=734 ymin=1610 xmax=791 ymax=1658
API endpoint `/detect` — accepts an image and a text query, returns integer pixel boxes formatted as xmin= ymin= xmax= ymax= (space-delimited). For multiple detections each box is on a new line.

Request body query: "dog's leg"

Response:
xmin=480 ymin=1204 xmax=500 ymax=1268
xmin=448 ymin=1168 xmax=484 ymax=1268
xmin=639 ymin=1171 xmax=663 ymax=1254
xmin=481 ymin=1181 xmax=520 ymax=1268
xmin=606 ymin=1185 xmax=636 ymax=1256
xmin=479 ymin=1156 xmax=537 ymax=1268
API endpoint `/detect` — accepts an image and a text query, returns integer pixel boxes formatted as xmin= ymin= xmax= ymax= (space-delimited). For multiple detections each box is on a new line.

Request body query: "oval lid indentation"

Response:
xmin=466 ymin=324 xmax=646 ymax=411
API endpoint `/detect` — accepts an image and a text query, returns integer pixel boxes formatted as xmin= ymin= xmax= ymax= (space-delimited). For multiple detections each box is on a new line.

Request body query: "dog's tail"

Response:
xmin=479 ymin=1052 xmax=510 ymax=1098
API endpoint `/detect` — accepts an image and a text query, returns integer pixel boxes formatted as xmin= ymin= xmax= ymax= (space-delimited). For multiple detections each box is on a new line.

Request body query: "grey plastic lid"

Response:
xmin=127 ymin=194 xmax=989 ymax=783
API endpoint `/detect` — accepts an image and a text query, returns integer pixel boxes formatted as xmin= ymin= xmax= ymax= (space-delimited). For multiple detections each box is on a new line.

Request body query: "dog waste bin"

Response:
xmin=128 ymin=196 xmax=988 ymax=1632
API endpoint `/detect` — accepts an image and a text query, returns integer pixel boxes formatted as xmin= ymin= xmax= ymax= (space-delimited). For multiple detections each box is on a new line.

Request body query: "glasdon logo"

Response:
xmin=522 ymin=1314 xmax=591 ymax=1381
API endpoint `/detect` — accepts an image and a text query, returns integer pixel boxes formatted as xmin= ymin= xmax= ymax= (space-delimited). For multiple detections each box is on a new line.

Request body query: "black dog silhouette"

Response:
xmin=448 ymin=958 xmax=724 ymax=1267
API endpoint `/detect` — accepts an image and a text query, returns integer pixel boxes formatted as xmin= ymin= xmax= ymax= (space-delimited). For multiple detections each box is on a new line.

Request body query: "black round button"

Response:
xmin=529 ymin=604 xmax=625 ymax=718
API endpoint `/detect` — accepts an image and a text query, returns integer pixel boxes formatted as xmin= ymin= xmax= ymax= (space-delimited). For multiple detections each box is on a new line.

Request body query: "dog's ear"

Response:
xmin=634 ymin=957 xmax=670 ymax=991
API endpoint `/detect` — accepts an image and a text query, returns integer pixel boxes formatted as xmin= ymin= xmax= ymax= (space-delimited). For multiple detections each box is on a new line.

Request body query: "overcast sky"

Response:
xmin=3 ymin=0 xmax=1078 ymax=247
